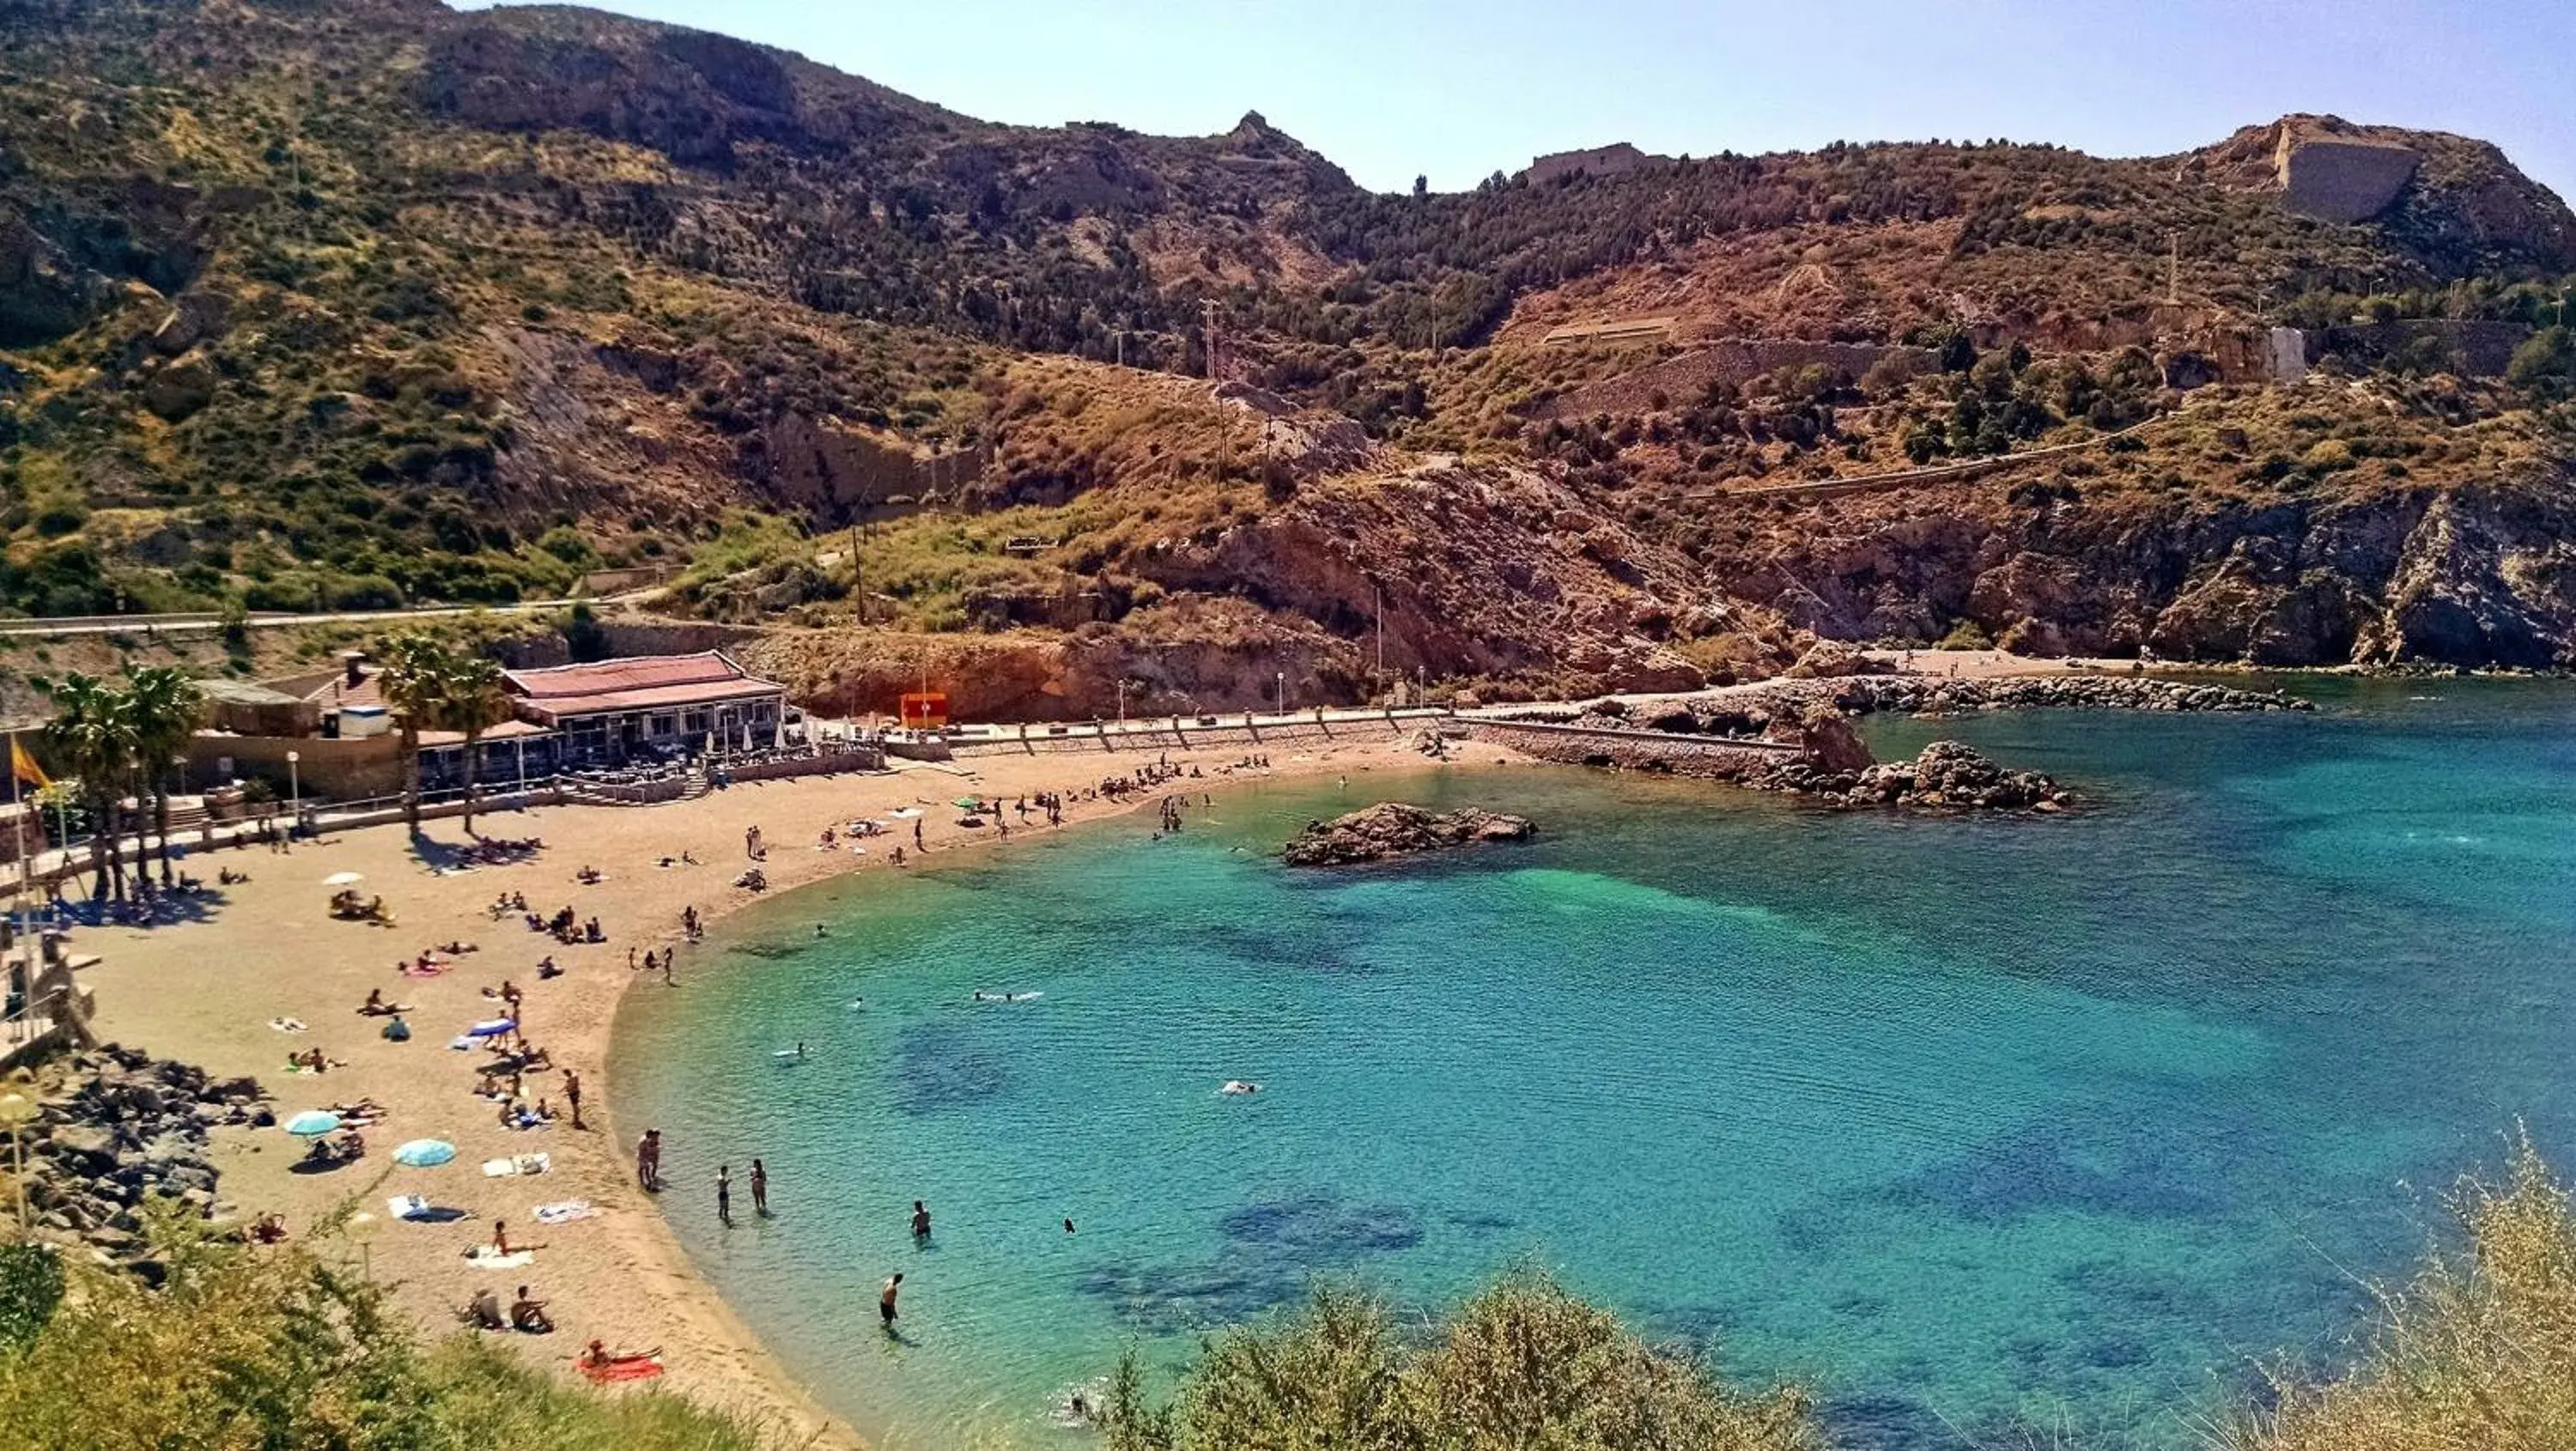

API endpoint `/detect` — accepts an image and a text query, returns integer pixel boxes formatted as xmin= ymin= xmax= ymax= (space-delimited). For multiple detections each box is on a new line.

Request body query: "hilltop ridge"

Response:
xmin=2 ymin=0 xmax=2574 ymax=705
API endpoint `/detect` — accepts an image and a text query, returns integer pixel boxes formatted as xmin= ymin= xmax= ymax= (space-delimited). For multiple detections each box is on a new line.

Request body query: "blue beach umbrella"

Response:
xmin=283 ymin=1109 xmax=341 ymax=1138
xmin=392 ymin=1138 xmax=457 ymax=1169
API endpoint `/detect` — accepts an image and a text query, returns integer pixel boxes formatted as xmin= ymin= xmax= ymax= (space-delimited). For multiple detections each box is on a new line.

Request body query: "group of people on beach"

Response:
xmin=258 ymin=744 xmax=1296 ymax=1387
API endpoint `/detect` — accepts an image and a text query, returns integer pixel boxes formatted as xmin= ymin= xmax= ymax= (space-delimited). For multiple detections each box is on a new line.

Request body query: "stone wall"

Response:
xmin=185 ymin=732 xmax=408 ymax=800
xmin=951 ymin=713 xmax=1423 ymax=757
xmin=1525 ymin=143 xmax=1654 ymax=185
xmin=1461 ymin=719 xmax=1801 ymax=776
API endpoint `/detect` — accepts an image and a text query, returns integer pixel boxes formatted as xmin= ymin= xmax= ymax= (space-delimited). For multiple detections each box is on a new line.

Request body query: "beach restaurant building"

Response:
xmin=499 ymin=652 xmax=791 ymax=766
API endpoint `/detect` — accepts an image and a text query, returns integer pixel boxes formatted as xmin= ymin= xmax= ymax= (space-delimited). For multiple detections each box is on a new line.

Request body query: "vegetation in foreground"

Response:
xmin=1101 ymin=1272 xmax=1822 ymax=1451
xmin=0 ymin=1221 xmax=767 ymax=1451
xmin=3 ymin=1139 xmax=2575 ymax=1448
xmin=2239 ymin=1136 xmax=2576 ymax=1451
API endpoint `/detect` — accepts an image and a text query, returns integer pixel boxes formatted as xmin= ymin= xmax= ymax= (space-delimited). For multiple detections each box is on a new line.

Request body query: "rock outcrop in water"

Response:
xmin=1282 ymin=804 xmax=1535 ymax=866
xmin=1747 ymin=739 xmax=2070 ymax=812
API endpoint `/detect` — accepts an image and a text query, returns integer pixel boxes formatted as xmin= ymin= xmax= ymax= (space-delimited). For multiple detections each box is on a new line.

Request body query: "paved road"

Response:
xmin=0 ymin=598 xmax=606 ymax=639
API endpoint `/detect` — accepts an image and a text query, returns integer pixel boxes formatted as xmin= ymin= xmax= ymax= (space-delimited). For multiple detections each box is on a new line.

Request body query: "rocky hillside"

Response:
xmin=1 ymin=0 xmax=2574 ymax=704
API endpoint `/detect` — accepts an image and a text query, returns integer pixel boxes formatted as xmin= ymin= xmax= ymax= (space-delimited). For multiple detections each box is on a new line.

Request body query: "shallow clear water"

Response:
xmin=612 ymin=680 xmax=2576 ymax=1449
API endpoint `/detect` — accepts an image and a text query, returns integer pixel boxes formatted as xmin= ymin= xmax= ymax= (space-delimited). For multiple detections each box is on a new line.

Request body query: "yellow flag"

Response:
xmin=10 ymin=735 xmax=49 ymax=791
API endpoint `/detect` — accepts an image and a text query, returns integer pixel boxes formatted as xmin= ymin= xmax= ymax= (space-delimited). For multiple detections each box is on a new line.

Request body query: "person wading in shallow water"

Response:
xmin=879 ymin=1272 xmax=902 ymax=1329
xmin=910 ymin=1199 xmax=933 ymax=1241
xmin=750 ymin=1158 xmax=769 ymax=1216
xmin=716 ymin=1164 xmax=732 ymax=1226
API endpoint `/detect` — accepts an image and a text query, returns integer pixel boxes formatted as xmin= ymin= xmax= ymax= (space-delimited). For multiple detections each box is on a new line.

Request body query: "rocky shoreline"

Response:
xmin=1479 ymin=671 xmax=2306 ymax=812
xmin=1570 ymin=673 xmax=2312 ymax=738
xmin=10 ymin=1047 xmax=268 ymax=1284
xmin=1282 ymin=804 xmax=1536 ymax=866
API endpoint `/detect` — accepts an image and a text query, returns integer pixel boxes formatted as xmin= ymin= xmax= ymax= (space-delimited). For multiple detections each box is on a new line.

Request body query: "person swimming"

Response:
xmin=1220 ymin=1080 xmax=1261 ymax=1096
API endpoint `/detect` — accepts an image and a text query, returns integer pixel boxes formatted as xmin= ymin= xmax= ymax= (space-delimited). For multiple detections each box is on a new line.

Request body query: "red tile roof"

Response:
xmin=501 ymin=652 xmax=784 ymax=724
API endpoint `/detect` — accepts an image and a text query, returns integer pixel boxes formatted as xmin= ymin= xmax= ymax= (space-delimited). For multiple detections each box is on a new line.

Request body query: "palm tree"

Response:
xmin=39 ymin=673 xmax=139 ymax=904
xmin=124 ymin=665 xmax=204 ymax=888
xmin=376 ymin=633 xmax=456 ymax=835
xmin=440 ymin=653 xmax=510 ymax=836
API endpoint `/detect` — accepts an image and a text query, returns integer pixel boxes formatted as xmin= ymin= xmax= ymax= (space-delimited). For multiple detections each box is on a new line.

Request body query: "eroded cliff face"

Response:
xmin=1707 ymin=471 xmax=2576 ymax=667
xmin=1140 ymin=462 xmax=1713 ymax=695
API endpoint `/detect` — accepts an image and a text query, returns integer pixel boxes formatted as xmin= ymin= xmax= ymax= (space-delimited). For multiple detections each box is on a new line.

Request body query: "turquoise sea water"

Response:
xmin=611 ymin=681 xmax=2576 ymax=1449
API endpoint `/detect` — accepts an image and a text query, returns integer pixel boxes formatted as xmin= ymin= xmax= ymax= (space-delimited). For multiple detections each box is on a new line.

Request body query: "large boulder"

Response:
xmin=1282 ymin=803 xmax=1534 ymax=866
xmin=139 ymin=350 xmax=216 ymax=422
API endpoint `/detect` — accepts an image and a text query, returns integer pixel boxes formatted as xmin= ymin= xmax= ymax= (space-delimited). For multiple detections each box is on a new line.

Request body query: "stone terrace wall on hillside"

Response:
xmin=1529 ymin=340 xmax=1938 ymax=421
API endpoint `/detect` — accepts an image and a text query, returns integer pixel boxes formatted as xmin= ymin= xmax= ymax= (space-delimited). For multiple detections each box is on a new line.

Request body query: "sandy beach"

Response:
xmin=70 ymin=727 xmax=1525 ymax=1446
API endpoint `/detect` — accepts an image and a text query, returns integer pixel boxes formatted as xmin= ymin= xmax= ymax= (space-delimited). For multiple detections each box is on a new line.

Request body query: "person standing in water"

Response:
xmin=878 ymin=1272 xmax=902 ymax=1329
xmin=910 ymin=1199 xmax=932 ymax=1241
xmin=750 ymin=1159 xmax=769 ymax=1216
xmin=716 ymin=1164 xmax=732 ymax=1226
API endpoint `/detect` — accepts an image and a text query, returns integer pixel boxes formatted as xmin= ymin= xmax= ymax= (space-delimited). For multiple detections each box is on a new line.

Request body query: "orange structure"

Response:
xmin=898 ymin=691 xmax=950 ymax=730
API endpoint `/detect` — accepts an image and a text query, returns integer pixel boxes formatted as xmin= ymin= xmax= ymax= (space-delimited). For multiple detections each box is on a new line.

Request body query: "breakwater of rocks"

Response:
xmin=1743 ymin=738 xmax=2070 ymax=812
xmin=12 ymin=1046 xmax=269 ymax=1283
xmin=1572 ymin=674 xmax=2312 ymax=738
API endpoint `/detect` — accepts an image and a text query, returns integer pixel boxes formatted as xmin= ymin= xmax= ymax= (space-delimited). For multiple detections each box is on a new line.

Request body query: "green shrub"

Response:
xmin=0 ymin=1242 xmax=64 ymax=1351
xmin=0 ymin=1233 xmax=768 ymax=1450
xmin=1107 ymin=1272 xmax=1820 ymax=1451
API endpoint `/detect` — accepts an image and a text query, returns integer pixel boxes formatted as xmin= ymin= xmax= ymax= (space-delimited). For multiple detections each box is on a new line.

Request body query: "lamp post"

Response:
xmin=346 ymin=1208 xmax=379 ymax=1282
xmin=1277 ymin=671 xmax=1286 ymax=716
xmin=1115 ymin=680 xmax=1127 ymax=731
xmin=0 ymin=1090 xmax=33 ymax=1232
xmin=286 ymin=751 xmax=301 ymax=839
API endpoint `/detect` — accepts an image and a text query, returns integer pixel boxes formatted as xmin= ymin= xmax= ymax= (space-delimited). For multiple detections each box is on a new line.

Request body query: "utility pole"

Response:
xmin=1201 ymin=298 xmax=1223 ymax=383
xmin=1374 ymin=584 xmax=1385 ymax=694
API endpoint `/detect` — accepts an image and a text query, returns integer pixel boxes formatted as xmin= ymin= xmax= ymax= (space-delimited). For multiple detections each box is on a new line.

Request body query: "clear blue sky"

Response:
xmin=453 ymin=1 xmax=2574 ymax=203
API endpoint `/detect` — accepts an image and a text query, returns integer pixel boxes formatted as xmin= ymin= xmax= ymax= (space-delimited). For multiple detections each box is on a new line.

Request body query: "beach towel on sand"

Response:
xmin=532 ymin=1199 xmax=597 ymax=1225
xmin=463 ymin=1248 xmax=533 ymax=1268
xmin=481 ymin=1152 xmax=550 ymax=1177
xmin=388 ymin=1194 xmax=432 ymax=1220
xmin=580 ymin=1356 xmax=664 ymax=1383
